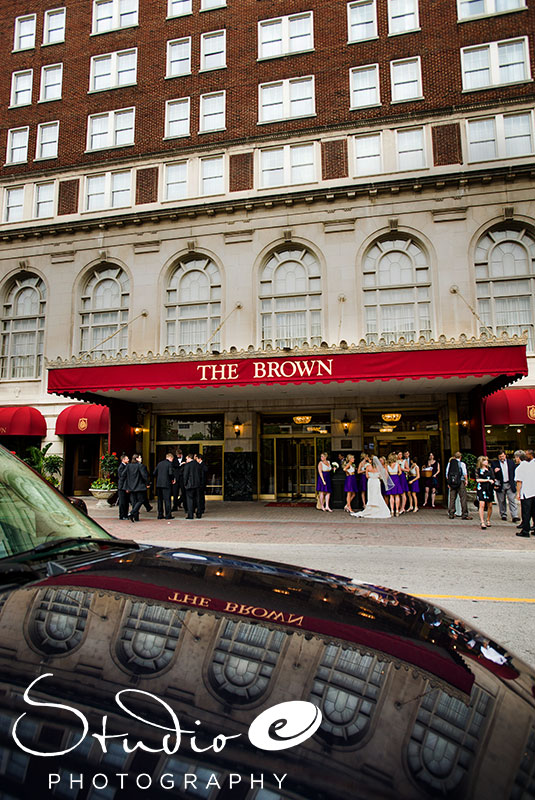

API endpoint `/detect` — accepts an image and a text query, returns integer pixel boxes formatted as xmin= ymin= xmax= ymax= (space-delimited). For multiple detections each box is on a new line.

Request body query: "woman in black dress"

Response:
xmin=475 ymin=455 xmax=494 ymax=529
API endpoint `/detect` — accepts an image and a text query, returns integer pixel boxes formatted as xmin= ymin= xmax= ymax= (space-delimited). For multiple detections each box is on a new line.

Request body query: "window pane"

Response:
xmin=498 ymin=40 xmax=526 ymax=83
xmin=468 ymin=118 xmax=497 ymax=160
xmin=166 ymin=163 xmax=188 ymax=199
xmin=397 ymin=128 xmax=425 ymax=169
xmin=261 ymin=148 xmax=284 ymax=187
xmin=45 ymin=9 xmax=66 ymax=43
xmin=260 ymin=83 xmax=283 ymax=121
xmin=202 ymin=32 xmax=225 ymax=69
xmin=167 ymin=99 xmax=189 ymax=137
xmin=504 ymin=113 xmax=533 ymax=156
xmin=260 ymin=20 xmax=282 ymax=58
xmin=113 ymin=109 xmax=134 ymax=145
xmin=392 ymin=59 xmax=420 ymax=100
xmin=5 ymin=188 xmax=24 ymax=222
xmin=463 ymin=47 xmax=491 ymax=89
xmin=86 ymin=176 xmax=106 ymax=210
xmin=289 ymin=78 xmax=313 ymax=117
xmin=42 ymin=65 xmax=62 ymax=100
xmin=35 ymin=183 xmax=54 ymax=218
xmin=38 ymin=123 xmax=59 ymax=158
xmin=355 ymin=133 xmax=381 ymax=175
xmin=289 ymin=14 xmax=312 ymax=52
xmin=389 ymin=0 xmax=418 ymax=33
xmin=111 ymin=172 xmax=131 ymax=207
xmin=169 ymin=39 xmax=191 ymax=75
xmin=290 ymin=144 xmax=314 ymax=183
xmin=200 ymin=92 xmax=224 ymax=131
xmin=349 ymin=1 xmax=376 ymax=41
xmin=201 ymin=157 xmax=224 ymax=195
xmin=169 ymin=0 xmax=192 ymax=16
xmin=351 ymin=65 xmax=379 ymax=107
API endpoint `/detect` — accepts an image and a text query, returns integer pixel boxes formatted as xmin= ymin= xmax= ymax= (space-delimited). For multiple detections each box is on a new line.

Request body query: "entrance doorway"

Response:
xmin=63 ymin=435 xmax=102 ymax=495
xmin=155 ymin=443 xmax=223 ymax=498
xmin=364 ymin=433 xmax=443 ymax=496
xmin=275 ymin=438 xmax=316 ymax=498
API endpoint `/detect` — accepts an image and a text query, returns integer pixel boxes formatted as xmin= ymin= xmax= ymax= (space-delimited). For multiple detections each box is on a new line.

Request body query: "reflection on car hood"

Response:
xmin=0 ymin=546 xmax=533 ymax=799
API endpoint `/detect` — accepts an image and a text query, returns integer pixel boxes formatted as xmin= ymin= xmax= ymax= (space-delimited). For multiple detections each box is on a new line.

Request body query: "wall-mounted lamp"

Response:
xmin=134 ymin=426 xmax=143 ymax=435
xmin=460 ymin=420 xmax=469 ymax=428
xmin=233 ymin=416 xmax=242 ymax=438
xmin=342 ymin=413 xmax=351 ymax=435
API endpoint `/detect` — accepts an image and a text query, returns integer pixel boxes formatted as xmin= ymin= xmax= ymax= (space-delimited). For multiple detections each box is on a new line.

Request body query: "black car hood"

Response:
xmin=0 ymin=545 xmax=533 ymax=799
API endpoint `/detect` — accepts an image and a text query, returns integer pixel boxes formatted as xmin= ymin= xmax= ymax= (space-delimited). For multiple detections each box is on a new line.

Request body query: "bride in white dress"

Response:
xmin=350 ymin=456 xmax=392 ymax=519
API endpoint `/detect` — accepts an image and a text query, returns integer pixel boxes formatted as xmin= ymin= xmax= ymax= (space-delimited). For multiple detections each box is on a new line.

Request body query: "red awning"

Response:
xmin=47 ymin=345 xmax=527 ymax=398
xmin=0 ymin=406 xmax=47 ymax=437
xmin=55 ymin=404 xmax=110 ymax=435
xmin=484 ymin=388 xmax=535 ymax=425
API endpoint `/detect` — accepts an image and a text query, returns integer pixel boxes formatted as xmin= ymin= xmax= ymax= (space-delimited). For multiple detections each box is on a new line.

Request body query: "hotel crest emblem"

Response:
xmin=527 ymin=406 xmax=535 ymax=421
xmin=78 ymin=417 xmax=88 ymax=431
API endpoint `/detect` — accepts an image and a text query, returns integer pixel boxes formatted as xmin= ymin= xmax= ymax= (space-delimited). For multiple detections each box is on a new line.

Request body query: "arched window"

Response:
xmin=475 ymin=226 xmax=535 ymax=352
xmin=1 ymin=274 xmax=46 ymax=379
xmin=209 ymin=620 xmax=285 ymax=704
xmin=260 ymin=246 xmax=322 ymax=349
xmin=80 ymin=264 xmax=129 ymax=357
xmin=116 ymin=601 xmax=185 ymax=675
xmin=310 ymin=644 xmax=386 ymax=745
xmin=363 ymin=236 xmax=432 ymax=344
xmin=407 ymin=686 xmax=491 ymax=795
xmin=165 ymin=256 xmax=221 ymax=352
xmin=28 ymin=588 xmax=90 ymax=655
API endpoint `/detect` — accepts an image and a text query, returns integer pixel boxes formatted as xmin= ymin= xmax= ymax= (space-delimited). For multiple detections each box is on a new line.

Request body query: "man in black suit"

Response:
xmin=182 ymin=453 xmax=203 ymax=519
xmin=117 ymin=453 xmax=130 ymax=520
xmin=491 ymin=450 xmax=520 ymax=522
xmin=195 ymin=453 xmax=208 ymax=517
xmin=153 ymin=453 xmax=175 ymax=520
xmin=171 ymin=449 xmax=185 ymax=511
xmin=126 ymin=453 xmax=151 ymax=522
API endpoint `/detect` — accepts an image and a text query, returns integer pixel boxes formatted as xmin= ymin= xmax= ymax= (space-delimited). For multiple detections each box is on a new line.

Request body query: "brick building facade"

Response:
xmin=1 ymin=0 xmax=534 ymax=498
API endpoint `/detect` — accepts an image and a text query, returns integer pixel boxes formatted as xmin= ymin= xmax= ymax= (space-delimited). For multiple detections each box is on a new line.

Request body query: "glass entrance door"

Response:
xmin=155 ymin=442 xmax=223 ymax=497
xmin=274 ymin=438 xmax=321 ymax=499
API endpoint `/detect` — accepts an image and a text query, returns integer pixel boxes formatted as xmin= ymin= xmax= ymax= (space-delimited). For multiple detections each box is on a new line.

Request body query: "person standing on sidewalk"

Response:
xmin=171 ymin=449 xmax=185 ymax=511
xmin=515 ymin=449 xmax=535 ymax=538
xmin=446 ymin=452 xmax=473 ymax=520
xmin=194 ymin=453 xmax=208 ymax=517
xmin=475 ymin=455 xmax=494 ymax=529
xmin=117 ymin=453 xmax=130 ymax=520
xmin=153 ymin=453 xmax=176 ymax=520
xmin=183 ymin=453 xmax=203 ymax=519
xmin=491 ymin=450 xmax=520 ymax=523
xmin=126 ymin=453 xmax=150 ymax=522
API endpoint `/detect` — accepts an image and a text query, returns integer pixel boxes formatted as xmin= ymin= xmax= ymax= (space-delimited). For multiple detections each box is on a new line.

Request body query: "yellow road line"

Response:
xmin=413 ymin=594 xmax=535 ymax=603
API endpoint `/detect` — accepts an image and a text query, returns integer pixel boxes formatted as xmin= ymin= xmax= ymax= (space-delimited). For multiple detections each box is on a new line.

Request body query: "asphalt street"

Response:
xmin=89 ymin=500 xmax=535 ymax=667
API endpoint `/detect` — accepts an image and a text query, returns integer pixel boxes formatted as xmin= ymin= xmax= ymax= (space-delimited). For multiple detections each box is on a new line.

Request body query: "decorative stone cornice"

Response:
xmin=46 ymin=331 xmax=527 ymax=370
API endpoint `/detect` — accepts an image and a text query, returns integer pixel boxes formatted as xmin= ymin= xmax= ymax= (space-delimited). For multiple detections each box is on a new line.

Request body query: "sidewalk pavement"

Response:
xmin=84 ymin=498 xmax=532 ymax=550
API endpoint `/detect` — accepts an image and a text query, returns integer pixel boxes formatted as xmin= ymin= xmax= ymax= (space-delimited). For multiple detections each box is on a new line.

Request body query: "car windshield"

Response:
xmin=0 ymin=446 xmax=112 ymax=559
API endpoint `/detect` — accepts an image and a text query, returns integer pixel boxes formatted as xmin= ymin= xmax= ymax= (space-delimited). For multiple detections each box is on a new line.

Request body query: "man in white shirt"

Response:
xmin=515 ymin=449 xmax=535 ymax=538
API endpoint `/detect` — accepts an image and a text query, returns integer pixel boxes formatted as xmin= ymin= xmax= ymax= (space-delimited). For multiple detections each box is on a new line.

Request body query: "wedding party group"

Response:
xmin=316 ymin=450 xmax=431 ymax=519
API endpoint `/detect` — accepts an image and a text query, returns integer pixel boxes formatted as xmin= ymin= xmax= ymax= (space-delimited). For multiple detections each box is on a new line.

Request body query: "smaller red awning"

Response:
xmin=484 ymin=388 xmax=535 ymax=425
xmin=0 ymin=406 xmax=47 ymax=437
xmin=55 ymin=404 xmax=109 ymax=435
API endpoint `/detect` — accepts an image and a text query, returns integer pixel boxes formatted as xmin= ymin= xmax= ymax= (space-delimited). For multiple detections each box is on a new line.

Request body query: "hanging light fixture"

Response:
xmin=293 ymin=415 xmax=312 ymax=425
xmin=381 ymin=413 xmax=402 ymax=423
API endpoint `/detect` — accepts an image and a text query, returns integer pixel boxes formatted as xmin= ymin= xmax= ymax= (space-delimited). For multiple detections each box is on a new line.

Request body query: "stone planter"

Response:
xmin=89 ymin=488 xmax=115 ymax=508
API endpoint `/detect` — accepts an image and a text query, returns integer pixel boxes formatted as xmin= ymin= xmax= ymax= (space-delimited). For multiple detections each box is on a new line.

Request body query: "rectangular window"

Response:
xmin=396 ymin=126 xmax=425 ymax=169
xmin=259 ymin=76 xmax=315 ymax=123
xmin=165 ymin=161 xmax=188 ymax=200
xmin=467 ymin=111 xmax=533 ymax=160
xmin=258 ymin=12 xmax=313 ymax=59
xmin=347 ymin=0 xmax=377 ymax=42
xmin=92 ymin=0 xmax=138 ymax=34
xmin=461 ymin=37 xmax=530 ymax=90
xmin=36 ymin=121 xmax=59 ymax=159
xmin=11 ymin=70 xmax=33 ymax=107
xmin=85 ymin=170 xmax=131 ymax=210
xmin=6 ymin=128 xmax=29 ymax=164
xmin=388 ymin=0 xmax=419 ymax=34
xmin=168 ymin=0 xmax=192 ymax=16
xmin=4 ymin=187 xmax=24 ymax=222
xmin=260 ymin=143 xmax=315 ymax=187
xmin=40 ymin=64 xmax=63 ymax=101
xmin=200 ymin=155 xmax=224 ymax=195
xmin=167 ymin=38 xmax=191 ymax=77
xmin=14 ymin=15 xmax=36 ymax=51
xmin=165 ymin=98 xmax=190 ymax=138
xmin=199 ymin=91 xmax=225 ymax=132
xmin=201 ymin=0 xmax=226 ymax=8
xmin=35 ymin=182 xmax=55 ymax=218
xmin=350 ymin=64 xmax=380 ymax=108
xmin=43 ymin=8 xmax=66 ymax=44
xmin=90 ymin=49 xmax=137 ymax=91
xmin=200 ymin=30 xmax=226 ymax=70
xmin=458 ymin=0 xmax=525 ymax=19
xmin=354 ymin=132 xmax=382 ymax=175
xmin=87 ymin=108 xmax=135 ymax=150
xmin=467 ymin=117 xmax=497 ymax=160
xmin=391 ymin=57 xmax=423 ymax=101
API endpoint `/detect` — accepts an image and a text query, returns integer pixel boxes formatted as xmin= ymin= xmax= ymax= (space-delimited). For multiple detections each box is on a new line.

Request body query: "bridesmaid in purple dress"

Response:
xmin=385 ymin=452 xmax=402 ymax=516
xmin=316 ymin=452 xmax=333 ymax=512
xmin=343 ymin=454 xmax=358 ymax=512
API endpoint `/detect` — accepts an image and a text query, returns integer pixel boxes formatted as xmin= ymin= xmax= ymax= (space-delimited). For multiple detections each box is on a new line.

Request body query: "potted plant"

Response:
xmin=24 ymin=443 xmax=64 ymax=488
xmin=89 ymin=452 xmax=119 ymax=505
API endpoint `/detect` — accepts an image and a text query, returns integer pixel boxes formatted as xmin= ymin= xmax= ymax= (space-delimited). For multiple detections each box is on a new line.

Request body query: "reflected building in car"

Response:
xmin=0 ymin=547 xmax=534 ymax=798
xmin=0 ymin=0 xmax=534 ymax=497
